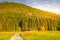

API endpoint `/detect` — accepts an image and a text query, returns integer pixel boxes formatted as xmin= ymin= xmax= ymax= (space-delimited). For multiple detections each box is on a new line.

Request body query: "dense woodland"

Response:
xmin=0 ymin=2 xmax=60 ymax=32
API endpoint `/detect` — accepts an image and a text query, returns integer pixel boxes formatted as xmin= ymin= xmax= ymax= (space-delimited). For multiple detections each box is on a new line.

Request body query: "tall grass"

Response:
xmin=0 ymin=31 xmax=60 ymax=40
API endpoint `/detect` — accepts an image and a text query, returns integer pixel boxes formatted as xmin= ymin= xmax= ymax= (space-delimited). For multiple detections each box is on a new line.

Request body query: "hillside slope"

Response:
xmin=0 ymin=2 xmax=60 ymax=31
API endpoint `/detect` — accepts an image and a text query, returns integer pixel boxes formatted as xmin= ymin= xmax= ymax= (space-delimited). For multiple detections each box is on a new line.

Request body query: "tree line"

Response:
xmin=0 ymin=12 xmax=60 ymax=32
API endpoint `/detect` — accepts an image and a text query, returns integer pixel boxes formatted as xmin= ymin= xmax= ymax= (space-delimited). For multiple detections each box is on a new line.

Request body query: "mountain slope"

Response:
xmin=0 ymin=2 xmax=60 ymax=31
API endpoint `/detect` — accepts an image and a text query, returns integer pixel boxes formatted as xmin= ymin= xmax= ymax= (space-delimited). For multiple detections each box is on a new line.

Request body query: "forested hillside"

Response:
xmin=0 ymin=2 xmax=60 ymax=32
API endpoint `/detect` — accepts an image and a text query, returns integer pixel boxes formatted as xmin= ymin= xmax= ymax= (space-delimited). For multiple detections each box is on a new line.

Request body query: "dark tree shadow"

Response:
xmin=19 ymin=21 xmax=23 ymax=31
xmin=57 ymin=26 xmax=60 ymax=31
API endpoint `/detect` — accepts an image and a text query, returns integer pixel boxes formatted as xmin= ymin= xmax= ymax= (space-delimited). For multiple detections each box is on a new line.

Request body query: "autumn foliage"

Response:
xmin=0 ymin=2 xmax=60 ymax=32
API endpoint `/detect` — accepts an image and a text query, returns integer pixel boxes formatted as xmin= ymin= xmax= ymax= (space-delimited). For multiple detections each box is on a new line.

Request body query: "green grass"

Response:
xmin=0 ymin=31 xmax=60 ymax=40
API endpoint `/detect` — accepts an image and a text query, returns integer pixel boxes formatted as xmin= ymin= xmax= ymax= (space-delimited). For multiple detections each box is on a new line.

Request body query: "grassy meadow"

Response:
xmin=0 ymin=31 xmax=60 ymax=40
